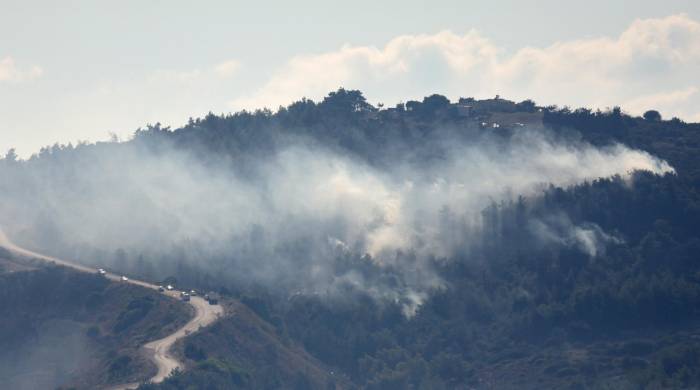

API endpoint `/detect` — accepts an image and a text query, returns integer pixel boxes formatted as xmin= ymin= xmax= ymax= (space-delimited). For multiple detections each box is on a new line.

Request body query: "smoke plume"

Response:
xmin=0 ymin=127 xmax=673 ymax=315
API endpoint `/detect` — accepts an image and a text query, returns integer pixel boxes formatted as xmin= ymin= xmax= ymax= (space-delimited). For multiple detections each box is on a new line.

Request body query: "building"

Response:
xmin=456 ymin=104 xmax=473 ymax=117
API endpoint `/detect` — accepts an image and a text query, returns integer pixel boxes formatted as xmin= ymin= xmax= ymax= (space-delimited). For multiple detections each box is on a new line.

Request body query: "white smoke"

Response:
xmin=529 ymin=215 xmax=623 ymax=258
xmin=0 ymin=129 xmax=673 ymax=315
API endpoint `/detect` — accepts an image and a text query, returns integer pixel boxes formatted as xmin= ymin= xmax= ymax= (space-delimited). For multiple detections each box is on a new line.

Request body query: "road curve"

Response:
xmin=0 ymin=229 xmax=224 ymax=389
xmin=112 ymin=294 xmax=223 ymax=390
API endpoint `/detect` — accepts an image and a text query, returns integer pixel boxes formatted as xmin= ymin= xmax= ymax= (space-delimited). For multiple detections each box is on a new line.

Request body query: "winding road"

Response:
xmin=0 ymin=229 xmax=224 ymax=389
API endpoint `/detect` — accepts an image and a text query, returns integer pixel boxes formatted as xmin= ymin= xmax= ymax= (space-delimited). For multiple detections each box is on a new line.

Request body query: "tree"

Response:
xmin=517 ymin=99 xmax=537 ymax=112
xmin=644 ymin=110 xmax=662 ymax=121
xmin=611 ymin=106 xmax=623 ymax=117
xmin=320 ymin=88 xmax=374 ymax=114
xmin=3 ymin=148 xmax=18 ymax=163
xmin=422 ymin=94 xmax=450 ymax=111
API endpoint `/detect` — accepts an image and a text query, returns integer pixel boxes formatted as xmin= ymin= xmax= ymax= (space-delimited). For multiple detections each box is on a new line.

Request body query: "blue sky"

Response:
xmin=2 ymin=0 xmax=700 ymax=156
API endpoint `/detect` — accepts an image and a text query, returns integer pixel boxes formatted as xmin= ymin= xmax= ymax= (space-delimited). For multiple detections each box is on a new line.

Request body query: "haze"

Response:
xmin=0 ymin=123 xmax=674 ymax=315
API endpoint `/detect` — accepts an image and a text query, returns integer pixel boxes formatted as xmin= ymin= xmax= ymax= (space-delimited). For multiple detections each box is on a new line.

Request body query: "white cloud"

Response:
xmin=232 ymin=14 xmax=700 ymax=121
xmin=214 ymin=59 xmax=241 ymax=78
xmin=0 ymin=57 xmax=43 ymax=83
xmin=624 ymin=87 xmax=698 ymax=119
xmin=231 ymin=30 xmax=500 ymax=109
xmin=149 ymin=68 xmax=204 ymax=84
xmin=150 ymin=59 xmax=241 ymax=84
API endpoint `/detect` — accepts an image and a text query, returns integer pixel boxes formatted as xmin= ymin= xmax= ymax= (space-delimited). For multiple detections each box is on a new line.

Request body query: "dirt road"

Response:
xmin=112 ymin=293 xmax=223 ymax=390
xmin=0 ymin=229 xmax=224 ymax=389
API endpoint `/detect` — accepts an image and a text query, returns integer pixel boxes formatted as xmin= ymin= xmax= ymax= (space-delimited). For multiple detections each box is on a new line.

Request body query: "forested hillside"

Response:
xmin=2 ymin=90 xmax=700 ymax=389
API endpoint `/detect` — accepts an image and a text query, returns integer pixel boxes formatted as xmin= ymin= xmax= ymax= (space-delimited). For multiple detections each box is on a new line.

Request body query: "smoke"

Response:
xmin=529 ymin=214 xmax=623 ymax=258
xmin=0 ymin=128 xmax=673 ymax=315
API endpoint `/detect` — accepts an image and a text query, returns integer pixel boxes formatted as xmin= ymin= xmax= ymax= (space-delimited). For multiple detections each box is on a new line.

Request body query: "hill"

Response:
xmin=2 ymin=89 xmax=700 ymax=388
xmin=0 ymin=254 xmax=191 ymax=390
xmin=140 ymin=300 xmax=345 ymax=389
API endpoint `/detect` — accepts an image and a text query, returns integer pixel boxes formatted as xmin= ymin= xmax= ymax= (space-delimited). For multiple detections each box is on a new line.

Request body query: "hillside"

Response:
xmin=140 ymin=300 xmax=345 ymax=389
xmin=2 ymin=89 xmax=700 ymax=388
xmin=143 ymin=92 xmax=700 ymax=389
xmin=0 ymin=254 xmax=191 ymax=390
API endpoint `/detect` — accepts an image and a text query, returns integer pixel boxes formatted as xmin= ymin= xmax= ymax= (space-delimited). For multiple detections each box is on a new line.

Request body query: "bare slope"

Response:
xmin=0 ymin=265 xmax=190 ymax=390
xmin=0 ymin=230 xmax=223 ymax=389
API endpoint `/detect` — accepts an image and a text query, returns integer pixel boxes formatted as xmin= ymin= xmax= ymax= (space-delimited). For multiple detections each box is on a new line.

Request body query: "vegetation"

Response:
xmin=3 ymin=89 xmax=700 ymax=388
xmin=153 ymin=92 xmax=700 ymax=389
xmin=142 ymin=300 xmax=342 ymax=390
xmin=0 ymin=262 xmax=190 ymax=389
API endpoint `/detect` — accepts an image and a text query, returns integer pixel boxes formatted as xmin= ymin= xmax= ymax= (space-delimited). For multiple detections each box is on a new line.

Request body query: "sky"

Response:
xmin=2 ymin=0 xmax=700 ymax=157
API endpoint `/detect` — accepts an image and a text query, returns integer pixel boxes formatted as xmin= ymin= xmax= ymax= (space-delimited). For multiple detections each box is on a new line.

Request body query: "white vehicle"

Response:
xmin=190 ymin=289 xmax=197 ymax=296
xmin=97 ymin=268 xmax=107 ymax=276
xmin=166 ymin=285 xmax=174 ymax=291
xmin=120 ymin=276 xmax=129 ymax=282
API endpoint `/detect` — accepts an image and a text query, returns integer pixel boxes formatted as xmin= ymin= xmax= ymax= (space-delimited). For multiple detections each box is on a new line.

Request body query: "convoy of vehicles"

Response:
xmin=96 ymin=268 xmax=129 ymax=283
xmin=96 ymin=269 xmax=219 ymax=306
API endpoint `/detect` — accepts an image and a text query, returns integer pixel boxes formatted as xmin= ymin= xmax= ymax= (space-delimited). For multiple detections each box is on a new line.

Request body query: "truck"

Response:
xmin=204 ymin=292 xmax=219 ymax=305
